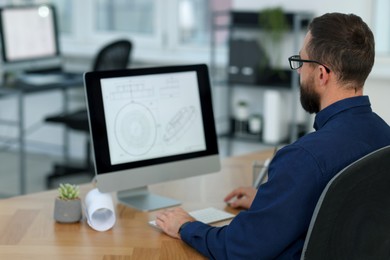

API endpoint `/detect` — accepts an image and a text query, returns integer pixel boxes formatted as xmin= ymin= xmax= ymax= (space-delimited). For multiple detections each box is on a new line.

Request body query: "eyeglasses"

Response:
xmin=288 ymin=55 xmax=331 ymax=73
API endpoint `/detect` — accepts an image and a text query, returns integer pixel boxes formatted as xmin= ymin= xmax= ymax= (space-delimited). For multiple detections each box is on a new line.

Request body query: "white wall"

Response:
xmin=365 ymin=77 xmax=390 ymax=124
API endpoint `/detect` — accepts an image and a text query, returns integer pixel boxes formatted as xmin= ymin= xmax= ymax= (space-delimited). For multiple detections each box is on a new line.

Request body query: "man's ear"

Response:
xmin=318 ymin=66 xmax=330 ymax=86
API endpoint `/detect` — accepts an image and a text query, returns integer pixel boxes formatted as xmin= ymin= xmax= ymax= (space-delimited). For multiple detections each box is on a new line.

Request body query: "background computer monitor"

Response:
xmin=84 ymin=64 xmax=221 ymax=211
xmin=0 ymin=4 xmax=61 ymax=75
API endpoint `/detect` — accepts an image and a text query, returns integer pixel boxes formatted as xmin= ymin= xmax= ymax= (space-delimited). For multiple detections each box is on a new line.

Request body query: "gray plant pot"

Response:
xmin=54 ymin=197 xmax=82 ymax=223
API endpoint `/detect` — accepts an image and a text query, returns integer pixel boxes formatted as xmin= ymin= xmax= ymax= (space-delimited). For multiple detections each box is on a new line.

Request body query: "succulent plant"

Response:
xmin=57 ymin=183 xmax=80 ymax=200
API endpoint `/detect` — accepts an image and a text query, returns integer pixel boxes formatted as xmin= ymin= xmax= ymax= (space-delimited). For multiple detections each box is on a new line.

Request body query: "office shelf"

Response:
xmin=210 ymin=10 xmax=313 ymax=151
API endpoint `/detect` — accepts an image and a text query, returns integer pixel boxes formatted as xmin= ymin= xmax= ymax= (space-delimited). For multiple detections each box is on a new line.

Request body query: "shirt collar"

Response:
xmin=313 ymin=96 xmax=371 ymax=130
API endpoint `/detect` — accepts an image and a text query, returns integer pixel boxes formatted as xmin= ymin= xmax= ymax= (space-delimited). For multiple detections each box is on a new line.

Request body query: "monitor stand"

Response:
xmin=117 ymin=186 xmax=181 ymax=212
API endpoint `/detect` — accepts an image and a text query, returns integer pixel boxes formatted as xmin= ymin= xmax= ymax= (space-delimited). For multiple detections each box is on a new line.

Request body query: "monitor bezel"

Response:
xmin=0 ymin=4 xmax=61 ymax=64
xmin=84 ymin=64 xmax=219 ymax=177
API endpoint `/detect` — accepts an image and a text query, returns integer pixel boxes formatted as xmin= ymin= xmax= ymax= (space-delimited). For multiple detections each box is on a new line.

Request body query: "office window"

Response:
xmin=50 ymin=0 xmax=73 ymax=34
xmin=95 ymin=0 xmax=154 ymax=35
xmin=92 ymin=0 xmax=231 ymax=48
xmin=178 ymin=0 xmax=231 ymax=46
xmin=5 ymin=0 xmax=232 ymax=63
xmin=178 ymin=0 xmax=209 ymax=44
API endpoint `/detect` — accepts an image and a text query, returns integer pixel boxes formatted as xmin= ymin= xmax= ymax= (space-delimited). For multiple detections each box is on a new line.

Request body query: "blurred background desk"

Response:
xmin=0 ymin=149 xmax=273 ymax=259
xmin=0 ymin=72 xmax=84 ymax=195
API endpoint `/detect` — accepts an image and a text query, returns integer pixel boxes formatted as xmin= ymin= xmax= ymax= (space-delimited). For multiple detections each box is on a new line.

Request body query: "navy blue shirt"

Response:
xmin=180 ymin=96 xmax=390 ymax=259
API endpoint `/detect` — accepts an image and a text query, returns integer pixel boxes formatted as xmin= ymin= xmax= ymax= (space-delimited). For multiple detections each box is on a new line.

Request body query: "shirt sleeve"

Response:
xmin=180 ymin=144 xmax=324 ymax=259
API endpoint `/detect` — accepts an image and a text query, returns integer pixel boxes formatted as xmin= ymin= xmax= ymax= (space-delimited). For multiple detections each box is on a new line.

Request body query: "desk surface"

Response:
xmin=4 ymin=72 xmax=84 ymax=93
xmin=0 ymin=150 xmax=273 ymax=259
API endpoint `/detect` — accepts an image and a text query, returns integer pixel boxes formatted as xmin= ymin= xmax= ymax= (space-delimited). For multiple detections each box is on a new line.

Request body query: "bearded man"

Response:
xmin=156 ymin=13 xmax=390 ymax=259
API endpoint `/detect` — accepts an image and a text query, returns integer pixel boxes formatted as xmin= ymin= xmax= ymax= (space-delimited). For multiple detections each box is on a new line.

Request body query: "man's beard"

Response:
xmin=300 ymin=76 xmax=320 ymax=114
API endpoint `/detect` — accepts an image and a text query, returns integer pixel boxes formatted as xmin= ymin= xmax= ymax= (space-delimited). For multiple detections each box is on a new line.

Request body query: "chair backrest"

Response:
xmin=92 ymin=39 xmax=132 ymax=71
xmin=301 ymin=145 xmax=390 ymax=260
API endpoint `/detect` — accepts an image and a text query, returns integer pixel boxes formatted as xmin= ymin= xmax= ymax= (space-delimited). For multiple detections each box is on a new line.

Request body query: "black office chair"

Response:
xmin=301 ymin=145 xmax=390 ymax=260
xmin=45 ymin=39 xmax=132 ymax=188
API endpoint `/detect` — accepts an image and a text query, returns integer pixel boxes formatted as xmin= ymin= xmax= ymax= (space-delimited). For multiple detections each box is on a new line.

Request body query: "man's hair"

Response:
xmin=307 ymin=13 xmax=375 ymax=89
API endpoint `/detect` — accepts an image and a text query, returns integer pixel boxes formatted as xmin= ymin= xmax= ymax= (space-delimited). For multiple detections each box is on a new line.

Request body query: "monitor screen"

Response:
xmin=0 ymin=4 xmax=61 ymax=71
xmin=84 ymin=64 xmax=220 ymax=211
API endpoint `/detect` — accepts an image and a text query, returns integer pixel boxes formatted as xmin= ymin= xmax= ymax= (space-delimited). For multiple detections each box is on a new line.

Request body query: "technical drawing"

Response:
xmin=114 ymin=102 xmax=157 ymax=156
xmin=163 ymin=106 xmax=197 ymax=145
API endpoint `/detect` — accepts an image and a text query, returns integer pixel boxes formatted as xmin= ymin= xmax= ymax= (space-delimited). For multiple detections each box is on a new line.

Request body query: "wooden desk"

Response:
xmin=0 ymin=150 xmax=273 ymax=259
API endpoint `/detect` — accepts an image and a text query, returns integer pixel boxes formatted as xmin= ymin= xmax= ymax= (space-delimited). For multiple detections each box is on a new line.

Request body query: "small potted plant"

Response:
xmin=54 ymin=183 xmax=82 ymax=223
xmin=249 ymin=114 xmax=262 ymax=134
xmin=235 ymin=100 xmax=250 ymax=121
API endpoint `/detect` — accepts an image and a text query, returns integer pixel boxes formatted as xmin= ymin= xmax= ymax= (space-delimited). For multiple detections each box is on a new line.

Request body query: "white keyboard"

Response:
xmin=149 ymin=207 xmax=235 ymax=229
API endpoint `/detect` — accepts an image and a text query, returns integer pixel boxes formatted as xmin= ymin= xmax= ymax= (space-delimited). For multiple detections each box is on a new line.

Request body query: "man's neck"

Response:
xmin=320 ymin=84 xmax=363 ymax=111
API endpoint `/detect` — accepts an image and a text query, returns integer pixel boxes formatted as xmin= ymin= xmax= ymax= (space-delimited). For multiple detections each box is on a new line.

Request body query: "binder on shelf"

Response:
xmin=227 ymin=39 xmax=294 ymax=87
xmin=228 ymin=39 xmax=270 ymax=85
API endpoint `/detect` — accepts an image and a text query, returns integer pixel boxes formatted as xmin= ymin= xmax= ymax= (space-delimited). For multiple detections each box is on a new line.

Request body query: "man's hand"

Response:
xmin=224 ymin=186 xmax=257 ymax=209
xmin=155 ymin=207 xmax=195 ymax=239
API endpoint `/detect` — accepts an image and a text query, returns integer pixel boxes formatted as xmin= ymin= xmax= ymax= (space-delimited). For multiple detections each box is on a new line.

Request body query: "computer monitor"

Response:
xmin=84 ymin=64 xmax=221 ymax=211
xmin=0 ymin=4 xmax=61 ymax=74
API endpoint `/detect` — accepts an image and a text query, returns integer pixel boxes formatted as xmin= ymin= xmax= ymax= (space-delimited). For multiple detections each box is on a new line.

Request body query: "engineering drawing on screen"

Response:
xmin=101 ymin=71 xmax=206 ymax=165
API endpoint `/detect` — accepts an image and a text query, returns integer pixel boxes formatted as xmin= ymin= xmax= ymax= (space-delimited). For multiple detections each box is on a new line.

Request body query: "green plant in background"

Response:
xmin=259 ymin=7 xmax=288 ymax=44
xmin=58 ymin=183 xmax=80 ymax=200
xmin=258 ymin=7 xmax=289 ymax=79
